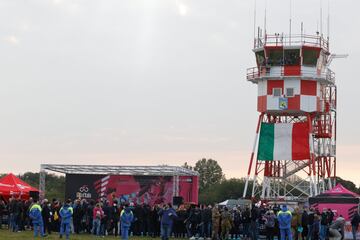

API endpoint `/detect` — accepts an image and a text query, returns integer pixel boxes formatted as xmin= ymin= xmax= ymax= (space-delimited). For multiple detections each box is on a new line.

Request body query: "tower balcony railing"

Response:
xmin=254 ymin=33 xmax=329 ymax=52
xmin=246 ymin=66 xmax=335 ymax=84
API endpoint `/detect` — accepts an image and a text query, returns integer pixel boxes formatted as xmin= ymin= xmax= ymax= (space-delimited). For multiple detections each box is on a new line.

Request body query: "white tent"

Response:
xmin=218 ymin=199 xmax=251 ymax=208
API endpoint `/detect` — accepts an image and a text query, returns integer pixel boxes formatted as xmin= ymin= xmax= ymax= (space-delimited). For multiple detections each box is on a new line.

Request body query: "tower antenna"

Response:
xmin=253 ymin=0 xmax=257 ymax=47
xmin=320 ymin=0 xmax=323 ymax=36
xmin=327 ymin=0 xmax=330 ymax=40
xmin=289 ymin=0 xmax=292 ymax=44
xmin=264 ymin=0 xmax=267 ymax=36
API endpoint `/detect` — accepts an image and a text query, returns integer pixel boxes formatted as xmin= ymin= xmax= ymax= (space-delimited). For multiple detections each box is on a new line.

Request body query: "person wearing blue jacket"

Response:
xmin=29 ymin=200 xmax=45 ymax=238
xmin=158 ymin=203 xmax=178 ymax=240
xmin=59 ymin=200 xmax=73 ymax=240
xmin=277 ymin=205 xmax=293 ymax=240
xmin=121 ymin=204 xmax=134 ymax=240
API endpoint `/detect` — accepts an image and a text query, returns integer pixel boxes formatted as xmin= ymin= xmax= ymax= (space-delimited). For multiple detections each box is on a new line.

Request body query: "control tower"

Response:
xmin=243 ymin=31 xmax=337 ymax=200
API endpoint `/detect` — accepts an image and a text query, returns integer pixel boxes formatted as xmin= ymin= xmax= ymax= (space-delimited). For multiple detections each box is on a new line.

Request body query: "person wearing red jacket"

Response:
xmin=92 ymin=203 xmax=104 ymax=236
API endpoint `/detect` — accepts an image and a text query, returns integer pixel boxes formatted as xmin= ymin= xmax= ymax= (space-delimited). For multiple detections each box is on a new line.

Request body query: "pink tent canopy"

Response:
xmin=309 ymin=183 xmax=360 ymax=221
xmin=322 ymin=183 xmax=360 ymax=197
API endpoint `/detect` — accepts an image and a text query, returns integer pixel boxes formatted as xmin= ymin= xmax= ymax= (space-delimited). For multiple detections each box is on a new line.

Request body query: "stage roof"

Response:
xmin=40 ymin=164 xmax=199 ymax=176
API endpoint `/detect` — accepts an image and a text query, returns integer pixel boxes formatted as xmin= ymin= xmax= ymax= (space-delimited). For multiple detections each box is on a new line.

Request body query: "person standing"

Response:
xmin=291 ymin=207 xmax=302 ymax=240
xmin=72 ymin=199 xmax=82 ymax=234
xmin=109 ymin=200 xmax=120 ymax=236
xmin=201 ymin=205 xmax=212 ymax=239
xmin=9 ymin=197 xmax=20 ymax=232
xmin=301 ymin=208 xmax=309 ymax=240
xmin=232 ymin=207 xmax=241 ymax=240
xmin=250 ymin=204 xmax=260 ymax=240
xmin=121 ymin=203 xmax=134 ymax=240
xmin=241 ymin=207 xmax=251 ymax=240
xmin=277 ymin=205 xmax=293 ymax=240
xmin=350 ymin=211 xmax=360 ymax=240
xmin=92 ymin=203 xmax=104 ymax=236
xmin=264 ymin=210 xmax=276 ymax=240
xmin=307 ymin=208 xmax=315 ymax=240
xmin=158 ymin=203 xmax=178 ymax=240
xmin=320 ymin=209 xmax=329 ymax=240
xmin=0 ymin=199 xmax=5 ymax=229
xmin=221 ymin=207 xmax=232 ymax=240
xmin=211 ymin=205 xmax=221 ymax=240
xmin=42 ymin=199 xmax=52 ymax=235
xmin=29 ymin=200 xmax=45 ymax=238
xmin=59 ymin=200 xmax=73 ymax=240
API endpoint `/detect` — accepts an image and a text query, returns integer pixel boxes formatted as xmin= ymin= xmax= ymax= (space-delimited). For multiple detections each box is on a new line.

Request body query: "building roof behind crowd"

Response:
xmin=40 ymin=164 xmax=199 ymax=176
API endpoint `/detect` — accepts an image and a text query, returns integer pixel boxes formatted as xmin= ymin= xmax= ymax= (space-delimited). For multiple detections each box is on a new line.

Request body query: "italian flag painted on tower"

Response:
xmin=257 ymin=122 xmax=310 ymax=161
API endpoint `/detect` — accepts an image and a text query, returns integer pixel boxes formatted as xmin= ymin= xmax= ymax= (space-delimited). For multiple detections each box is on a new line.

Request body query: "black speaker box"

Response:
xmin=173 ymin=196 xmax=183 ymax=206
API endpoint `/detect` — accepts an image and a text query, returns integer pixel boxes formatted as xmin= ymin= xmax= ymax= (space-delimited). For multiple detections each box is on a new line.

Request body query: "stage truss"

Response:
xmin=39 ymin=164 xmax=198 ymax=200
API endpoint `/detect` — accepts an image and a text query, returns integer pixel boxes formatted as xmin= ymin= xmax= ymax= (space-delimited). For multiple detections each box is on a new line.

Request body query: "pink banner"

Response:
xmin=310 ymin=203 xmax=358 ymax=221
xmin=93 ymin=175 xmax=198 ymax=205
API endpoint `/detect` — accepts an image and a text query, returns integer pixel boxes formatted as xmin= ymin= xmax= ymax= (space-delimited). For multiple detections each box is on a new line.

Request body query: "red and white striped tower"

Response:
xmin=243 ymin=30 xmax=337 ymax=200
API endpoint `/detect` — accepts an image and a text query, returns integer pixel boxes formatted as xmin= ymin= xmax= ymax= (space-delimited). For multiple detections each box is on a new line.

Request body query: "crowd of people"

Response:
xmin=0 ymin=196 xmax=359 ymax=240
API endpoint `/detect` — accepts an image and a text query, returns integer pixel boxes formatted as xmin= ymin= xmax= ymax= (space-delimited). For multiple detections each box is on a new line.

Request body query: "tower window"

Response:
xmin=273 ymin=88 xmax=282 ymax=97
xmin=303 ymin=49 xmax=319 ymax=66
xmin=267 ymin=49 xmax=283 ymax=66
xmin=284 ymin=49 xmax=300 ymax=65
xmin=286 ymin=88 xmax=294 ymax=97
xmin=255 ymin=50 xmax=266 ymax=66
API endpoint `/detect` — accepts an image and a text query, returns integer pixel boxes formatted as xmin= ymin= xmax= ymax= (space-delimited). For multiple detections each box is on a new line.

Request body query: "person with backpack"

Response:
xmin=59 ymin=199 xmax=73 ymax=239
xmin=121 ymin=203 xmax=134 ymax=240
xmin=29 ymin=199 xmax=45 ymax=238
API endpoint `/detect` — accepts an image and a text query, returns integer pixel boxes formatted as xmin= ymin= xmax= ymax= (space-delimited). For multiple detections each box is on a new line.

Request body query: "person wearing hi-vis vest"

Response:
xmin=277 ymin=205 xmax=293 ymax=240
xmin=59 ymin=199 xmax=73 ymax=239
xmin=121 ymin=203 xmax=134 ymax=240
xmin=29 ymin=200 xmax=46 ymax=238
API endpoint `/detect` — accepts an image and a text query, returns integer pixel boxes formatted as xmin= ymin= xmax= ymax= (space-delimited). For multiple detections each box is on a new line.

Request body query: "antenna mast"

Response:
xmin=253 ymin=0 xmax=257 ymax=47
xmin=289 ymin=0 xmax=292 ymax=45
xmin=320 ymin=0 xmax=323 ymax=36
xmin=327 ymin=0 xmax=330 ymax=40
xmin=264 ymin=0 xmax=267 ymax=36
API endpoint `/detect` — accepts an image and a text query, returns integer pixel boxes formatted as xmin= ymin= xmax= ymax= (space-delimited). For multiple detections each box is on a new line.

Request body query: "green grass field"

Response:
xmin=0 ymin=229 xmax=146 ymax=239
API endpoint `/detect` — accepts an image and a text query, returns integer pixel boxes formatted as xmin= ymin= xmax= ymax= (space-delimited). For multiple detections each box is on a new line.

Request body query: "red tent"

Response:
xmin=0 ymin=173 xmax=39 ymax=200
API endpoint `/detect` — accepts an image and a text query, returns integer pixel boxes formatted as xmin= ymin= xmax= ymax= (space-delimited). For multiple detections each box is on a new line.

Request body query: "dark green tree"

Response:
xmin=335 ymin=177 xmax=360 ymax=194
xmin=194 ymin=158 xmax=225 ymax=191
xmin=198 ymin=178 xmax=255 ymax=204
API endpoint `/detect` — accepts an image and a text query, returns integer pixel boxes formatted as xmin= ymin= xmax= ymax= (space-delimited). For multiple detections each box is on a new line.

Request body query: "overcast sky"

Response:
xmin=0 ymin=0 xmax=359 ymax=184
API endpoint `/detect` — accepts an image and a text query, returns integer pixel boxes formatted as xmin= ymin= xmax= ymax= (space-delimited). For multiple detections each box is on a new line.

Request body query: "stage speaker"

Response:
xmin=173 ymin=196 xmax=183 ymax=206
xmin=29 ymin=191 xmax=39 ymax=201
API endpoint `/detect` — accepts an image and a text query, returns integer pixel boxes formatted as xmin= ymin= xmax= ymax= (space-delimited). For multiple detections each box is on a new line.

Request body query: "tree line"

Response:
xmin=1 ymin=158 xmax=359 ymax=203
